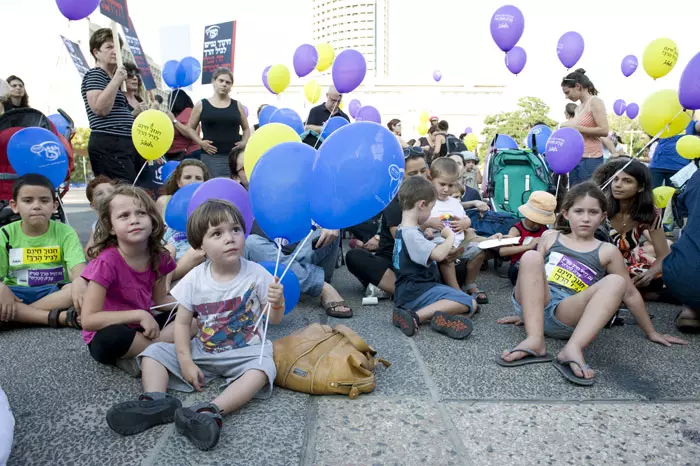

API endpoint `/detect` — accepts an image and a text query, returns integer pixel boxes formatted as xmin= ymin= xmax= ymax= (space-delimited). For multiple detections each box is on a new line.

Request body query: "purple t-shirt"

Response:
xmin=81 ymin=247 xmax=176 ymax=344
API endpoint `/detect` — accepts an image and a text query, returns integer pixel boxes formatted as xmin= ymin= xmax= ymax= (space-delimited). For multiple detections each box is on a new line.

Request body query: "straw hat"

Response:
xmin=518 ymin=191 xmax=557 ymax=225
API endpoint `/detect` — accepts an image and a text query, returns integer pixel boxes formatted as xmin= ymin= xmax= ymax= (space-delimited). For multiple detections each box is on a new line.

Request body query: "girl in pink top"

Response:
xmin=560 ymin=69 xmax=610 ymax=186
xmin=81 ymin=185 xmax=178 ymax=373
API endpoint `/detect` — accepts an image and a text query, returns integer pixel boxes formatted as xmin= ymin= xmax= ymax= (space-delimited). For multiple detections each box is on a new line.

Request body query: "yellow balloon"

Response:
xmin=417 ymin=122 xmax=429 ymax=136
xmin=653 ymin=186 xmax=676 ymax=209
xmin=642 ymin=38 xmax=678 ymax=79
xmin=131 ymin=109 xmax=175 ymax=161
xmin=677 ymin=135 xmax=700 ymax=160
xmin=244 ymin=123 xmax=301 ymax=177
xmin=338 ymin=101 xmax=344 ymax=111
xmin=304 ymin=80 xmax=322 ymax=104
xmin=267 ymin=64 xmax=290 ymax=94
xmin=419 ymin=112 xmax=430 ymax=124
xmin=639 ymin=90 xmax=692 ymax=138
xmin=465 ymin=133 xmax=478 ymax=151
xmin=316 ymin=43 xmax=334 ymax=72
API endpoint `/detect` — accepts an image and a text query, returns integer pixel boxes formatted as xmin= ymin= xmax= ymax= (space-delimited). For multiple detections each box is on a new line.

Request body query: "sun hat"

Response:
xmin=518 ymin=191 xmax=557 ymax=225
xmin=460 ymin=151 xmax=478 ymax=163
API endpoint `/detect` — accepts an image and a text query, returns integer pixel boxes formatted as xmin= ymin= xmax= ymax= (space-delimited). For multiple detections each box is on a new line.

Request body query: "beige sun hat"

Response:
xmin=518 ymin=191 xmax=557 ymax=225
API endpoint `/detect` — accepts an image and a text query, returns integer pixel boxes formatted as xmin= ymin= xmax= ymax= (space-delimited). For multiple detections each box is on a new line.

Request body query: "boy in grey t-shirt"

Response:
xmin=392 ymin=177 xmax=476 ymax=339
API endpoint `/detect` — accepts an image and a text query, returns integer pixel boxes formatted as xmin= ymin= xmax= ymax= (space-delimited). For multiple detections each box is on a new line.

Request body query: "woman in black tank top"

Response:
xmin=188 ymin=67 xmax=250 ymax=177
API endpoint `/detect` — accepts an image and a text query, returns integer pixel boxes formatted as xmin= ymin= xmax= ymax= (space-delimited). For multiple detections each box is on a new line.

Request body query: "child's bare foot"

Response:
xmin=499 ymin=336 xmax=547 ymax=363
xmin=555 ymin=344 xmax=595 ymax=382
xmin=497 ymin=315 xmax=523 ymax=326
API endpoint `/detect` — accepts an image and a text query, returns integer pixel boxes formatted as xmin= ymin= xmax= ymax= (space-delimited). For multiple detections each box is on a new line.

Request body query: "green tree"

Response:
xmin=70 ymin=127 xmax=93 ymax=184
xmin=479 ymin=97 xmax=558 ymax=159
xmin=608 ymin=114 xmax=650 ymax=156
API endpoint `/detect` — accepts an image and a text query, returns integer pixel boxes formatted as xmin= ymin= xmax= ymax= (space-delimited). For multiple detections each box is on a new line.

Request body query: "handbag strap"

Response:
xmin=333 ymin=324 xmax=373 ymax=354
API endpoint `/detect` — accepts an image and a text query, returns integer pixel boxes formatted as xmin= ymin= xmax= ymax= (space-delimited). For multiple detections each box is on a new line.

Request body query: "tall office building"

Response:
xmin=312 ymin=0 xmax=389 ymax=77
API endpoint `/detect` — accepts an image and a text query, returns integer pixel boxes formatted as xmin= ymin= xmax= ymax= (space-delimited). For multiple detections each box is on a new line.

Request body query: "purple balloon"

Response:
xmin=557 ymin=31 xmax=585 ymax=69
xmin=465 ymin=127 xmax=473 ymax=134
xmin=621 ymin=55 xmax=638 ymax=78
xmin=505 ymin=46 xmax=527 ymax=75
xmin=187 ymin=178 xmax=254 ymax=237
xmin=490 ymin=5 xmax=525 ymax=53
xmin=332 ymin=50 xmax=367 ymax=94
xmin=545 ymin=127 xmax=585 ymax=175
xmin=613 ymin=99 xmax=627 ymax=116
xmin=293 ymin=44 xmax=318 ymax=78
xmin=243 ymin=105 xmax=249 ymax=117
xmin=262 ymin=66 xmax=274 ymax=94
xmin=433 ymin=70 xmax=442 ymax=82
xmin=625 ymin=103 xmax=639 ymax=120
xmin=349 ymin=99 xmax=362 ymax=118
xmin=356 ymin=106 xmax=381 ymax=124
xmin=679 ymin=51 xmax=700 ymax=111
xmin=56 ymin=0 xmax=99 ymax=20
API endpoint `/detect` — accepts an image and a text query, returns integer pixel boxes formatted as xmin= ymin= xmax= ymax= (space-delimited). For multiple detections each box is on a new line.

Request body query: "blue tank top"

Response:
xmin=544 ymin=233 xmax=606 ymax=295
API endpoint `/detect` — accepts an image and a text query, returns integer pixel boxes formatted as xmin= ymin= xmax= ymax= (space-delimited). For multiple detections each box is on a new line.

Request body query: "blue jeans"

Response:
xmin=244 ymin=230 xmax=339 ymax=297
xmin=511 ymin=285 xmax=575 ymax=340
xmin=569 ymin=157 xmax=604 ymax=186
xmin=650 ymin=168 xmax=677 ymax=189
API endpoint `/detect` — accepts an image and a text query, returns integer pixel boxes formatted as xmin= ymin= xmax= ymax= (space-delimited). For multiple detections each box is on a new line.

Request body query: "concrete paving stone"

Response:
xmin=310 ymin=397 xmax=460 ymax=466
xmin=449 ymin=402 xmax=700 ymax=466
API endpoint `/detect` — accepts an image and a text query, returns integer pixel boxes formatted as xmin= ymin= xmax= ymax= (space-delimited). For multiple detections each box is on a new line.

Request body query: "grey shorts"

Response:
xmin=511 ymin=285 xmax=575 ymax=340
xmin=138 ymin=340 xmax=276 ymax=398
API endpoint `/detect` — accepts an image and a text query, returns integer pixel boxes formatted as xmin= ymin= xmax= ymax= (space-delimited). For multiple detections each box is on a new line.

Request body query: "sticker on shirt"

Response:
xmin=9 ymin=247 xmax=62 ymax=266
xmin=12 ymin=267 xmax=65 ymax=286
xmin=545 ymin=252 xmax=597 ymax=293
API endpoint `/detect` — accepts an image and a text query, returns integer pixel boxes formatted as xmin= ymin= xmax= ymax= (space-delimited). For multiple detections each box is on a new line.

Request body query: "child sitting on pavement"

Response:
xmin=84 ymin=175 xmax=117 ymax=254
xmin=0 ymin=174 xmax=85 ymax=328
xmin=392 ymin=176 xmax=477 ymax=339
xmin=105 ymin=200 xmax=285 ymax=451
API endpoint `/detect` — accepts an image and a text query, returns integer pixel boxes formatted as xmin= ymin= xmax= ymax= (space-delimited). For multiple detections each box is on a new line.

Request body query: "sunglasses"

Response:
xmin=403 ymin=147 xmax=424 ymax=158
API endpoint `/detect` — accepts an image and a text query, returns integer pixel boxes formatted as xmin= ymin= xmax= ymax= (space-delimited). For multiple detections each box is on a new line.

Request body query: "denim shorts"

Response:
xmin=9 ymin=284 xmax=62 ymax=305
xmin=403 ymin=284 xmax=476 ymax=312
xmin=511 ymin=285 xmax=575 ymax=340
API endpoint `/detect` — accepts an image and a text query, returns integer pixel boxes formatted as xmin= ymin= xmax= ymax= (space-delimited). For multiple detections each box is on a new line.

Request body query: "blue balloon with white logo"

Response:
xmin=176 ymin=57 xmax=201 ymax=88
xmin=527 ymin=124 xmax=553 ymax=154
xmin=258 ymin=105 xmax=278 ymax=127
xmin=7 ymin=127 xmax=69 ymax=188
xmin=258 ymin=261 xmax=301 ymax=315
xmin=269 ymin=108 xmax=304 ymax=135
xmin=321 ymin=116 xmax=349 ymax=140
xmin=165 ymin=182 xmax=202 ymax=232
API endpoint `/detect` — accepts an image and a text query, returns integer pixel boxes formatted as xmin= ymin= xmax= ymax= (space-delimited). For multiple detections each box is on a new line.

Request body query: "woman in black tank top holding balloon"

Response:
xmin=188 ymin=67 xmax=250 ymax=177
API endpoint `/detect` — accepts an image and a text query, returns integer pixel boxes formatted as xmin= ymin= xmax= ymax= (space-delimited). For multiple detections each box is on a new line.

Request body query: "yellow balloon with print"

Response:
xmin=465 ymin=133 xmax=478 ymax=151
xmin=419 ymin=111 xmax=430 ymax=124
xmin=267 ymin=64 xmax=291 ymax=94
xmin=653 ymin=186 xmax=675 ymax=209
xmin=417 ymin=122 xmax=429 ymax=136
xmin=639 ymin=89 xmax=691 ymax=138
xmin=131 ymin=109 xmax=175 ymax=161
xmin=642 ymin=38 xmax=678 ymax=79
xmin=316 ymin=43 xmax=335 ymax=72
xmin=676 ymin=135 xmax=700 ymax=160
xmin=244 ymin=123 xmax=301 ymax=177
xmin=304 ymin=80 xmax=322 ymax=103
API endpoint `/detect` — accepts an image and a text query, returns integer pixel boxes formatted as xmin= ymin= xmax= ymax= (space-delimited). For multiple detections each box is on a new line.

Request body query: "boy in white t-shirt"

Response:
xmin=105 ymin=200 xmax=285 ymax=451
xmin=424 ymin=158 xmax=490 ymax=304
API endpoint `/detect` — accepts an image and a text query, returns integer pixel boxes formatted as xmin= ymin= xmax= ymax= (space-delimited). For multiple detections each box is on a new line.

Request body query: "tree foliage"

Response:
xmin=70 ymin=127 xmax=92 ymax=183
xmin=608 ymin=114 xmax=650 ymax=156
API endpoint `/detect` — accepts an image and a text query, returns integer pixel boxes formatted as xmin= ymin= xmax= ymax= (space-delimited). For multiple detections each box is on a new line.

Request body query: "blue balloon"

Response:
xmin=176 ymin=57 xmax=201 ymax=88
xmin=162 ymin=60 xmax=180 ymax=89
xmin=321 ymin=116 xmax=349 ymax=140
xmin=257 ymin=261 xmax=301 ymax=315
xmin=493 ymin=134 xmax=518 ymax=150
xmin=48 ymin=114 xmax=71 ymax=139
xmin=527 ymin=125 xmax=553 ymax=154
xmin=310 ymin=122 xmax=404 ymax=229
xmin=164 ymin=182 xmax=202 ymax=232
xmin=160 ymin=161 xmax=180 ymax=184
xmin=249 ymin=142 xmax=314 ymax=244
xmin=258 ymin=105 xmax=278 ymax=127
xmin=7 ymin=127 xmax=69 ymax=188
xmin=269 ymin=108 xmax=304 ymax=135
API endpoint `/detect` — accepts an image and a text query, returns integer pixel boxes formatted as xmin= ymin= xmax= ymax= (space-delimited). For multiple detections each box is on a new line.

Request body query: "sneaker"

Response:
xmin=365 ymin=284 xmax=391 ymax=300
xmin=115 ymin=358 xmax=141 ymax=378
xmin=430 ymin=312 xmax=474 ymax=339
xmin=175 ymin=402 xmax=223 ymax=451
xmin=106 ymin=393 xmax=182 ymax=435
xmin=392 ymin=307 xmax=419 ymax=337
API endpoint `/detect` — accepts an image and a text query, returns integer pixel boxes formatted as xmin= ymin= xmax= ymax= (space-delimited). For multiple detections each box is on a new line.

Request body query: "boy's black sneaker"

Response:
xmin=175 ymin=402 xmax=223 ymax=451
xmin=430 ymin=312 xmax=474 ymax=339
xmin=106 ymin=392 xmax=181 ymax=435
xmin=393 ymin=307 xmax=420 ymax=337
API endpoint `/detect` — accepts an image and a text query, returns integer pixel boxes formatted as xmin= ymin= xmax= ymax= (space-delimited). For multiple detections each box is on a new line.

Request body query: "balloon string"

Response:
xmin=253 ymin=241 xmax=283 ymax=333
xmin=278 ymin=227 xmax=316 ymax=282
xmin=168 ymin=88 xmax=180 ymax=113
xmin=313 ymin=101 xmax=340 ymax=150
xmin=555 ymin=174 xmax=560 ymax=201
xmin=132 ymin=161 xmax=148 ymax=188
xmin=600 ymin=108 xmax=687 ymax=191
xmin=257 ymin=241 xmax=283 ymax=364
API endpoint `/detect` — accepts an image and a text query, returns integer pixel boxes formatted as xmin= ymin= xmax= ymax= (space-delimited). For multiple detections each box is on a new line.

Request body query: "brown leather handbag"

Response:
xmin=272 ymin=324 xmax=390 ymax=399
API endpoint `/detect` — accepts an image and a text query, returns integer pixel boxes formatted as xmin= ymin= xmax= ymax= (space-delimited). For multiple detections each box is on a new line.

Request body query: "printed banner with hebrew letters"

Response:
xmin=201 ymin=21 xmax=236 ymax=84
xmin=60 ymin=36 xmax=91 ymax=78
xmin=122 ymin=18 xmax=157 ymax=90
xmin=99 ymin=0 xmax=129 ymax=27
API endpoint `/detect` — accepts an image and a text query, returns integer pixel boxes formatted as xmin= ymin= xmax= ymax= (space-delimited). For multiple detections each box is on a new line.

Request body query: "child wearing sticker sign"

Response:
xmin=497 ymin=182 xmax=686 ymax=386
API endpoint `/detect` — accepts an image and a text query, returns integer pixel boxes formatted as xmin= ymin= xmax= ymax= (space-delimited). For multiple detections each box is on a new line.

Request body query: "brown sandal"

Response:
xmin=47 ymin=307 xmax=81 ymax=329
xmin=322 ymin=300 xmax=353 ymax=318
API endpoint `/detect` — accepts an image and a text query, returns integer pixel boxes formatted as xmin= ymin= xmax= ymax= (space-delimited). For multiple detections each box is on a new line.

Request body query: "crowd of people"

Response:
xmin=1 ymin=27 xmax=699 ymax=457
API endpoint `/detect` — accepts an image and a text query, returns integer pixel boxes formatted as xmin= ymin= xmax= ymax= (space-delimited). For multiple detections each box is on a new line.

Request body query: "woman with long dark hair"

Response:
xmin=561 ymin=69 xmax=609 ymax=186
xmin=166 ymin=90 xmax=216 ymax=161
xmin=4 ymin=75 xmax=29 ymax=111
xmin=387 ymin=118 xmax=408 ymax=148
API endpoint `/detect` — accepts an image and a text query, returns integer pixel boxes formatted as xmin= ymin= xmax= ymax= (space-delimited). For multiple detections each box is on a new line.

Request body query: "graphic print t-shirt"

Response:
xmin=171 ymin=259 xmax=273 ymax=353
xmin=0 ymin=220 xmax=85 ymax=287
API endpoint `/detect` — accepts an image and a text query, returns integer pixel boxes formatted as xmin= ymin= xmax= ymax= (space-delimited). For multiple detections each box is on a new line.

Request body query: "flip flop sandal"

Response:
xmin=322 ymin=300 xmax=353 ymax=319
xmin=496 ymin=348 xmax=553 ymax=367
xmin=552 ymin=359 xmax=596 ymax=386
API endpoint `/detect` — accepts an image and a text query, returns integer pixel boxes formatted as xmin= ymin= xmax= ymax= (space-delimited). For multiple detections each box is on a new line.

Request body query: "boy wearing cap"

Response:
xmin=499 ymin=191 xmax=556 ymax=285
xmin=461 ymin=151 xmax=482 ymax=191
